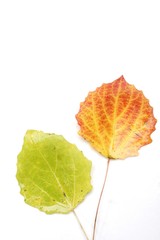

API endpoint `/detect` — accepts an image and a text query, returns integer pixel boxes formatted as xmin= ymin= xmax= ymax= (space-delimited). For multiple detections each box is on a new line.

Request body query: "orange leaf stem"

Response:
xmin=92 ymin=158 xmax=110 ymax=240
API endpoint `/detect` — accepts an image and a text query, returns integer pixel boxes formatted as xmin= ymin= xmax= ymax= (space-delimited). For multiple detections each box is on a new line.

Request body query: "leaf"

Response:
xmin=76 ymin=76 xmax=157 ymax=159
xmin=16 ymin=130 xmax=92 ymax=214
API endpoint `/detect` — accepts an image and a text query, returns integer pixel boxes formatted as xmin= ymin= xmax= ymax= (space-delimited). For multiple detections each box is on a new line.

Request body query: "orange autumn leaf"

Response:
xmin=76 ymin=76 xmax=157 ymax=159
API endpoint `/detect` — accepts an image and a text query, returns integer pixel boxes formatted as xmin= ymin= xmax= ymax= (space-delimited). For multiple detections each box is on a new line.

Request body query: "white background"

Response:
xmin=0 ymin=1 xmax=160 ymax=240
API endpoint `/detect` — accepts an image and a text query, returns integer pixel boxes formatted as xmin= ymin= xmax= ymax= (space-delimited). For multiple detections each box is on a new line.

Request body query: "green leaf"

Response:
xmin=16 ymin=130 xmax=92 ymax=214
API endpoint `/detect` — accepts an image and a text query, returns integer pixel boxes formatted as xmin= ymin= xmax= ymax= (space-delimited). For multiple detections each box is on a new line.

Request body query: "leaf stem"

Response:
xmin=92 ymin=158 xmax=110 ymax=240
xmin=73 ymin=210 xmax=89 ymax=240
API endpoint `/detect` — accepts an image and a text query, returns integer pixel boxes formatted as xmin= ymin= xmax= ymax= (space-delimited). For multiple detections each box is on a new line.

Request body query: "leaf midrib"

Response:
xmin=34 ymin=141 xmax=72 ymax=208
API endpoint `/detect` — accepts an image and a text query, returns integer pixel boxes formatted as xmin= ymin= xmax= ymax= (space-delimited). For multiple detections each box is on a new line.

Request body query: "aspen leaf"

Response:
xmin=16 ymin=130 xmax=92 ymax=214
xmin=76 ymin=76 xmax=157 ymax=159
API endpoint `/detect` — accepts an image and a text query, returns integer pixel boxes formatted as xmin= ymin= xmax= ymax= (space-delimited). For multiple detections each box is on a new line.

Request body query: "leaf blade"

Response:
xmin=17 ymin=130 xmax=92 ymax=214
xmin=76 ymin=76 xmax=157 ymax=159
